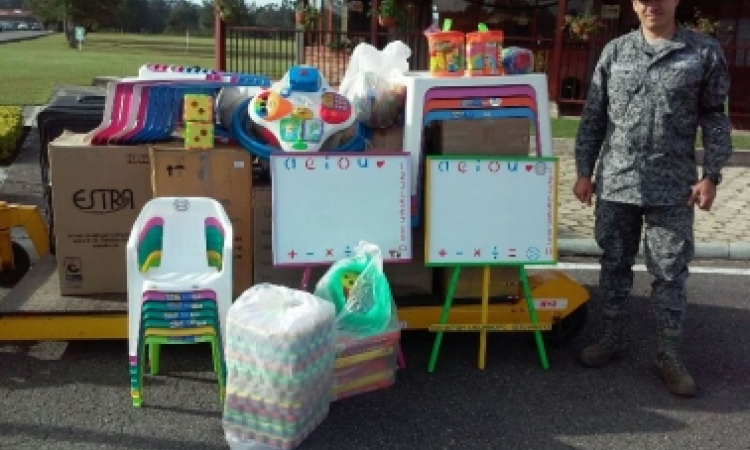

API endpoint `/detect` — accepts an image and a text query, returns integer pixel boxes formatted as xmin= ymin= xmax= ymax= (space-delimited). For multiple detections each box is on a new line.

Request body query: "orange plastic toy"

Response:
xmin=466 ymin=24 xmax=504 ymax=76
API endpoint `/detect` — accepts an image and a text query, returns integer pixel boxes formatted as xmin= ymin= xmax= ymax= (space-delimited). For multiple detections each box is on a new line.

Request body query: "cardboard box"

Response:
xmin=48 ymin=132 xmax=153 ymax=295
xmin=252 ymin=185 xmax=432 ymax=295
xmin=439 ymin=118 xmax=531 ymax=155
xmin=150 ymin=144 xmax=254 ymax=298
xmin=369 ymin=126 xmax=404 ymax=150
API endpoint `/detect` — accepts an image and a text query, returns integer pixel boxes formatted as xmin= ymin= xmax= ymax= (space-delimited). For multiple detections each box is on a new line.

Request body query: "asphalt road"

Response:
xmin=0 ymin=30 xmax=51 ymax=44
xmin=1 ymin=259 xmax=749 ymax=450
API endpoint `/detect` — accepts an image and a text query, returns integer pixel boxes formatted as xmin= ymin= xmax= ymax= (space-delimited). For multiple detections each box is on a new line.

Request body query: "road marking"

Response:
xmin=529 ymin=262 xmax=750 ymax=276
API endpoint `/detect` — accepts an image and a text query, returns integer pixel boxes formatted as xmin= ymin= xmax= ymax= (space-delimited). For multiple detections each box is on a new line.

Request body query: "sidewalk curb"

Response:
xmin=559 ymin=239 xmax=750 ymax=260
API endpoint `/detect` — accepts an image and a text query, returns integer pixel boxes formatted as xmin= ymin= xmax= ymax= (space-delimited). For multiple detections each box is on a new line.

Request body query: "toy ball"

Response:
xmin=502 ymin=47 xmax=534 ymax=75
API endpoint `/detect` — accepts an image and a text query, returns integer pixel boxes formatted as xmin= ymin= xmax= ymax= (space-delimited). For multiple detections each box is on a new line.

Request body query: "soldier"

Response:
xmin=572 ymin=0 xmax=732 ymax=397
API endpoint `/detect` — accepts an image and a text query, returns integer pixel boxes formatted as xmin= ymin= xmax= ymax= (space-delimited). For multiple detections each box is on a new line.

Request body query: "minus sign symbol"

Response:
xmin=306 ymin=252 xmax=314 ymax=255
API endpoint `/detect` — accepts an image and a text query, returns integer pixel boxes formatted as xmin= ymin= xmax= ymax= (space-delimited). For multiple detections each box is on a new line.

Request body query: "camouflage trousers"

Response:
xmin=594 ymin=199 xmax=695 ymax=332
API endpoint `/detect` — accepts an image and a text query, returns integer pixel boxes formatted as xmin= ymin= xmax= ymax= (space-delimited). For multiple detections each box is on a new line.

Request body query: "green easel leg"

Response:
xmin=520 ymin=266 xmax=549 ymax=370
xmin=428 ymin=266 xmax=461 ymax=372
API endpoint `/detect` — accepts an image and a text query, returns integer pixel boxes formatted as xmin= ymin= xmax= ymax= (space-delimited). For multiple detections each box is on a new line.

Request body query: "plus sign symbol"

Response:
xmin=438 ymin=249 xmax=447 ymax=257
xmin=288 ymin=249 xmax=297 ymax=259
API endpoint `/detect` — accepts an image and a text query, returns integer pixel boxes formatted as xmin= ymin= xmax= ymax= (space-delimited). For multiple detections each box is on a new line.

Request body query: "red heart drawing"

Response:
xmin=376 ymin=160 xmax=385 ymax=168
xmin=525 ymin=164 xmax=533 ymax=171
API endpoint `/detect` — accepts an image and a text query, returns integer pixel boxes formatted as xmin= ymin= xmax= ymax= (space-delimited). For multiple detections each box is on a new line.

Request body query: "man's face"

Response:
xmin=632 ymin=0 xmax=680 ymax=30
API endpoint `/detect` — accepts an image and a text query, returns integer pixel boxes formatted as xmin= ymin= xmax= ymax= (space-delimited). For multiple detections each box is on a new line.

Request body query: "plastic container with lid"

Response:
xmin=425 ymin=20 xmax=465 ymax=77
xmin=466 ymin=24 xmax=504 ymax=76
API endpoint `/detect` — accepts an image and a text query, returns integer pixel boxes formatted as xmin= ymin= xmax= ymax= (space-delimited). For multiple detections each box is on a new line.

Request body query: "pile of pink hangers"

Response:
xmin=84 ymin=64 xmax=271 ymax=146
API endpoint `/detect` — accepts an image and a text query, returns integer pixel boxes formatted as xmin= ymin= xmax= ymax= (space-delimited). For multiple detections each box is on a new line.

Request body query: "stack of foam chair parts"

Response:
xmin=223 ymin=284 xmax=337 ymax=450
xmin=332 ymin=315 xmax=401 ymax=401
xmin=126 ymin=197 xmax=233 ymax=408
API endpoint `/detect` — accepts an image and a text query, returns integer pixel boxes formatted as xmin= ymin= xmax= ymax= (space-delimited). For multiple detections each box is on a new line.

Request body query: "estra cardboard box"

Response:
xmin=150 ymin=144 xmax=254 ymax=298
xmin=48 ymin=132 xmax=153 ymax=295
xmin=252 ymin=185 xmax=432 ymax=295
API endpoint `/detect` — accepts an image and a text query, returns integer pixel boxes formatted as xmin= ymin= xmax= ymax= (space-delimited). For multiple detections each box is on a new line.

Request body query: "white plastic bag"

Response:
xmin=339 ymin=41 xmax=411 ymax=129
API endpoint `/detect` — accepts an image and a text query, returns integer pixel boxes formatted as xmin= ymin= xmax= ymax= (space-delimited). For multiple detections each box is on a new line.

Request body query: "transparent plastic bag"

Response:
xmin=313 ymin=241 xmax=395 ymax=336
xmin=339 ymin=41 xmax=411 ymax=129
xmin=222 ymin=283 xmax=337 ymax=450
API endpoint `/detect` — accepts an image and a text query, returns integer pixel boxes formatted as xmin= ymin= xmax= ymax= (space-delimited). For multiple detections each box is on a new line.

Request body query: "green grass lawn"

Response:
xmin=0 ymin=32 xmax=218 ymax=105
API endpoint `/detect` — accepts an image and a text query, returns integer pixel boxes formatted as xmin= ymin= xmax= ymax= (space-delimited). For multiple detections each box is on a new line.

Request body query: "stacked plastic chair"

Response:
xmin=126 ymin=197 xmax=233 ymax=408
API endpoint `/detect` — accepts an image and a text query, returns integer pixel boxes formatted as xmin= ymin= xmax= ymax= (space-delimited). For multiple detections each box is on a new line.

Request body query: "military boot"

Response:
xmin=580 ymin=311 xmax=626 ymax=368
xmin=654 ymin=328 xmax=696 ymax=397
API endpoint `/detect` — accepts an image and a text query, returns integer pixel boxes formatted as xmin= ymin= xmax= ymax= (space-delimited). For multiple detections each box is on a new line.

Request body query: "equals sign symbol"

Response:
xmin=508 ymin=248 xmax=517 ymax=258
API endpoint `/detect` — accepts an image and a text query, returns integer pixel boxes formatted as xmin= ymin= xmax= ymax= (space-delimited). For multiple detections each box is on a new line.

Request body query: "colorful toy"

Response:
xmin=502 ymin=47 xmax=535 ymax=75
xmin=233 ymin=65 xmax=370 ymax=159
xmin=466 ymin=24 xmax=504 ymax=76
xmin=425 ymin=20 xmax=465 ymax=77
xmin=183 ymin=93 xmax=214 ymax=122
xmin=185 ymin=119 xmax=215 ymax=150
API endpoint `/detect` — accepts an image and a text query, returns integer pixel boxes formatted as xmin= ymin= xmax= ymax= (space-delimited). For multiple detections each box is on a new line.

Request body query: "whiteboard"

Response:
xmin=271 ymin=152 xmax=412 ymax=266
xmin=425 ymin=156 xmax=558 ymax=266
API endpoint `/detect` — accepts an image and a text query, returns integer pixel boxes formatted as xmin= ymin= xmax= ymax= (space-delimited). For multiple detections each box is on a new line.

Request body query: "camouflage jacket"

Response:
xmin=574 ymin=26 xmax=733 ymax=205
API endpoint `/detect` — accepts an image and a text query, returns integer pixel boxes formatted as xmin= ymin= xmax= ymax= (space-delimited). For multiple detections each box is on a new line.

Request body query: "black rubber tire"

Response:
xmin=542 ymin=302 xmax=589 ymax=347
xmin=0 ymin=242 xmax=32 ymax=287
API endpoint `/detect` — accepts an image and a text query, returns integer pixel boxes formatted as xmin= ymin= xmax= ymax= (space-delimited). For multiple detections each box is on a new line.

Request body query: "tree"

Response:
xmin=145 ymin=0 xmax=170 ymax=34
xmin=198 ymin=0 xmax=214 ymax=33
xmin=164 ymin=0 xmax=199 ymax=34
xmin=27 ymin=0 xmax=66 ymax=23
xmin=67 ymin=0 xmax=124 ymax=28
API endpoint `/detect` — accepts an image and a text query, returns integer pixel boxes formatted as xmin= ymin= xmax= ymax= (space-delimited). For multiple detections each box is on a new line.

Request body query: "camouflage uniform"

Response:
xmin=574 ymin=26 xmax=732 ymax=393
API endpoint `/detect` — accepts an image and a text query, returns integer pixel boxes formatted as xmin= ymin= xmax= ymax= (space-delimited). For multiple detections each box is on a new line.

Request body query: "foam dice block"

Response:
xmin=184 ymin=94 xmax=214 ymax=123
xmin=185 ymin=122 xmax=214 ymax=150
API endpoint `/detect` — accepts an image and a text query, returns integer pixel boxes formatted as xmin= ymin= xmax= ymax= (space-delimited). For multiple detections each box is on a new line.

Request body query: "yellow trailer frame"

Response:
xmin=0 ymin=253 xmax=589 ymax=342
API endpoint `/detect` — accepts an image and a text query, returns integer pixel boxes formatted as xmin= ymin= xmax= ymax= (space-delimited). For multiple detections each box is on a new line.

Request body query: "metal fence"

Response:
xmin=226 ymin=26 xmax=553 ymax=88
xmin=226 ymin=27 xmax=750 ymax=129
